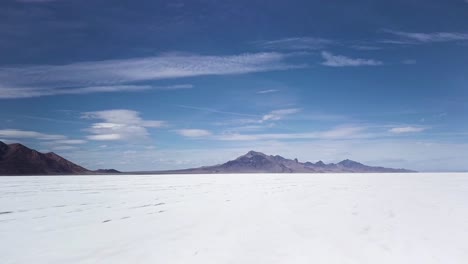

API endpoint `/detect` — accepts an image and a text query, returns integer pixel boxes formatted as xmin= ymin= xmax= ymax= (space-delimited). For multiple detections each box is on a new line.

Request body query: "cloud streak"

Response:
xmin=389 ymin=126 xmax=427 ymax=134
xmin=255 ymin=37 xmax=333 ymax=50
xmin=256 ymin=89 xmax=279 ymax=94
xmin=262 ymin=108 xmax=301 ymax=122
xmin=383 ymin=30 xmax=468 ymax=44
xmin=321 ymin=51 xmax=383 ymax=67
xmin=0 ymin=52 xmax=303 ymax=99
xmin=174 ymin=125 xmax=368 ymax=141
xmin=54 ymin=139 xmax=87 ymax=145
xmin=216 ymin=126 xmax=367 ymax=141
xmin=176 ymin=105 xmax=261 ymax=118
xmin=0 ymin=84 xmax=192 ymax=99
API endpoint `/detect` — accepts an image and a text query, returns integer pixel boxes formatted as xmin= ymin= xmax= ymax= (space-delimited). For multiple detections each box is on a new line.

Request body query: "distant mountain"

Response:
xmin=94 ymin=169 xmax=121 ymax=174
xmin=0 ymin=141 xmax=90 ymax=175
xmin=151 ymin=150 xmax=415 ymax=174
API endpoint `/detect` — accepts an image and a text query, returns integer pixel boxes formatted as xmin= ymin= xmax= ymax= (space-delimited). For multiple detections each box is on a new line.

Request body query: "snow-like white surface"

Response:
xmin=1 ymin=173 xmax=468 ymax=264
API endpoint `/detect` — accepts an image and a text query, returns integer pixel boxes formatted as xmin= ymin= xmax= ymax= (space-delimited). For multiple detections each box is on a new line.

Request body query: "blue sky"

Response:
xmin=0 ymin=0 xmax=467 ymax=171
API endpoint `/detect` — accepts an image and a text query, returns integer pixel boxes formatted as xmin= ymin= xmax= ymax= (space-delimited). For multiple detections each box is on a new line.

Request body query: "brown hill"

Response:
xmin=0 ymin=141 xmax=90 ymax=175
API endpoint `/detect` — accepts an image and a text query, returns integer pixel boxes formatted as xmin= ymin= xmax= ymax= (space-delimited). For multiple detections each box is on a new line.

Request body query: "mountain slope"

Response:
xmin=151 ymin=150 xmax=414 ymax=174
xmin=0 ymin=141 xmax=90 ymax=175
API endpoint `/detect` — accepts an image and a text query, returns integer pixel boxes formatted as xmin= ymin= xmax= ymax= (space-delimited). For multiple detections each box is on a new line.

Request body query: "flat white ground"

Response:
xmin=1 ymin=173 xmax=468 ymax=264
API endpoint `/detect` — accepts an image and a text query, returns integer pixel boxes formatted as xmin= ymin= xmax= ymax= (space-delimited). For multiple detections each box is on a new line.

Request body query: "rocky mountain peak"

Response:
xmin=243 ymin=150 xmax=267 ymax=157
xmin=315 ymin=160 xmax=325 ymax=166
xmin=338 ymin=159 xmax=363 ymax=167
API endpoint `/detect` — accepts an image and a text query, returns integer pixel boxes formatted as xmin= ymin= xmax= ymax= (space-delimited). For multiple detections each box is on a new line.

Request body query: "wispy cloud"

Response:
xmin=0 ymin=129 xmax=86 ymax=149
xmin=171 ymin=125 xmax=367 ymax=141
xmin=350 ymin=45 xmax=383 ymax=51
xmin=82 ymin=109 xmax=166 ymax=141
xmin=216 ymin=126 xmax=367 ymax=141
xmin=176 ymin=105 xmax=261 ymax=118
xmin=0 ymin=84 xmax=192 ymax=99
xmin=321 ymin=51 xmax=383 ymax=67
xmin=0 ymin=129 xmax=66 ymax=140
xmin=256 ymin=89 xmax=279 ymax=94
xmin=0 ymin=52 xmax=303 ymax=99
xmin=383 ymin=30 xmax=468 ymax=44
xmin=175 ymin=105 xmax=284 ymax=128
xmin=262 ymin=108 xmax=301 ymax=122
xmin=389 ymin=126 xmax=427 ymax=134
xmin=378 ymin=40 xmax=416 ymax=45
xmin=54 ymin=139 xmax=87 ymax=145
xmin=176 ymin=129 xmax=212 ymax=138
xmin=255 ymin=37 xmax=333 ymax=50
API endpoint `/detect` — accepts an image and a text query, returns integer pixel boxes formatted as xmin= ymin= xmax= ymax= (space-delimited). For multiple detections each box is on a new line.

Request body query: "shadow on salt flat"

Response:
xmin=130 ymin=202 xmax=165 ymax=209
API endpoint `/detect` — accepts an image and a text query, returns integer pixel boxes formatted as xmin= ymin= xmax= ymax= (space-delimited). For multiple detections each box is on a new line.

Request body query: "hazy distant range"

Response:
xmin=0 ymin=141 xmax=414 ymax=176
xmin=138 ymin=150 xmax=414 ymax=174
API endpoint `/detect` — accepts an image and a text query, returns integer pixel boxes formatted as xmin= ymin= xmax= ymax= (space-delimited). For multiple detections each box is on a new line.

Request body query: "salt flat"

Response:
xmin=1 ymin=173 xmax=468 ymax=264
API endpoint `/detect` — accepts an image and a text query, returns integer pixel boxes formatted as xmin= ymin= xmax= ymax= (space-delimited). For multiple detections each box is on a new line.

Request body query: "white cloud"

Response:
xmin=256 ymin=89 xmax=279 ymax=94
xmin=82 ymin=109 xmax=166 ymax=141
xmin=321 ymin=51 xmax=383 ymax=67
xmin=255 ymin=37 xmax=332 ymax=50
xmin=262 ymin=108 xmax=301 ymax=122
xmin=384 ymin=30 xmax=468 ymax=44
xmin=87 ymin=134 xmax=122 ymax=141
xmin=389 ymin=126 xmax=427 ymax=134
xmin=0 ymin=129 xmax=66 ymax=140
xmin=176 ymin=129 xmax=212 ymax=138
xmin=0 ymin=52 xmax=303 ymax=99
xmin=0 ymin=84 xmax=193 ymax=99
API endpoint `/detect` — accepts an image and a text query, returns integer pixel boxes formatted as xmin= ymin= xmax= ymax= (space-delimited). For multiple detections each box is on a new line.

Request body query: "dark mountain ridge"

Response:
xmin=0 ymin=141 xmax=119 ymax=175
xmin=0 ymin=141 xmax=89 ymax=175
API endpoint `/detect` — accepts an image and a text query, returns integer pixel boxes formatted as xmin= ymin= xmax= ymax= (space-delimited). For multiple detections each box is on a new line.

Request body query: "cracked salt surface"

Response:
xmin=1 ymin=173 xmax=468 ymax=264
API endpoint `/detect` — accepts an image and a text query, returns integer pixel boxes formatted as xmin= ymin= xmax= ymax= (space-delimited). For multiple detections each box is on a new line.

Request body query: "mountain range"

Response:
xmin=0 ymin=141 xmax=414 ymax=175
xmin=149 ymin=150 xmax=415 ymax=174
